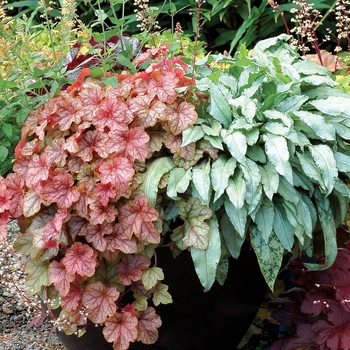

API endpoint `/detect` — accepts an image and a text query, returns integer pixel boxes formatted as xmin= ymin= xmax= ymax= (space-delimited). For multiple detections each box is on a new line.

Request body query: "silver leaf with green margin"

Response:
xmin=309 ymin=144 xmax=338 ymax=196
xmin=192 ymin=158 xmax=212 ymax=205
xmin=191 ymin=216 xmax=221 ymax=292
xmin=167 ymin=167 xmax=192 ymax=200
xmin=264 ymin=133 xmax=293 ymax=185
xmin=211 ymin=155 xmax=236 ymax=202
xmin=140 ymin=157 xmax=175 ymax=206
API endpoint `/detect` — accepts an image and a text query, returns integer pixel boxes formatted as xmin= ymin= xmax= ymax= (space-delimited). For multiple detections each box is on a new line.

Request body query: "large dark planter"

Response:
xmin=54 ymin=243 xmax=267 ymax=350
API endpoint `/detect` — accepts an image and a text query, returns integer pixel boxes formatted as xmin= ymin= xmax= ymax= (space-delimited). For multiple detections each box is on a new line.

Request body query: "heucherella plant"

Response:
xmin=0 ymin=35 xmax=350 ymax=349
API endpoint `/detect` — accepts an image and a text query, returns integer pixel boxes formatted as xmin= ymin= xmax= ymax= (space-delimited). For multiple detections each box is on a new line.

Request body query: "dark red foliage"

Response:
xmin=270 ymin=247 xmax=350 ymax=350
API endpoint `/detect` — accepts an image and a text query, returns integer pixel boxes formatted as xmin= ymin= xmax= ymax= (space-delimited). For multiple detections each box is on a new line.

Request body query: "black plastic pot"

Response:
xmin=54 ymin=243 xmax=267 ymax=350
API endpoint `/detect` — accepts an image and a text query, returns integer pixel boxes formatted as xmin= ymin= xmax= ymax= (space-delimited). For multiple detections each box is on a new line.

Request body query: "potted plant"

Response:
xmin=0 ymin=33 xmax=350 ymax=350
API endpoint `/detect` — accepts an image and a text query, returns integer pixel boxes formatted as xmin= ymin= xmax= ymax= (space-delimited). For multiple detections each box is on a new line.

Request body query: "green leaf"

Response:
xmin=304 ymin=189 xmax=338 ymax=271
xmin=224 ymin=196 xmax=248 ymax=238
xmin=167 ymin=167 xmax=192 ymax=200
xmin=0 ymin=146 xmax=8 ymax=162
xmin=0 ymin=79 xmax=17 ymax=90
xmin=255 ymin=197 xmax=274 ymax=243
xmin=207 ymin=80 xmax=231 ymax=128
xmin=191 ymin=216 xmax=221 ymax=292
xmin=2 ymin=124 xmax=12 ymax=138
xmin=215 ymin=255 xmax=229 ymax=286
xmin=224 ymin=131 xmax=247 ymax=164
xmin=140 ymin=157 xmax=175 ymax=206
xmin=153 ymin=283 xmax=173 ymax=306
xmin=250 ymin=228 xmax=284 ymax=291
xmin=278 ymin=177 xmax=313 ymax=239
xmin=264 ymin=133 xmax=293 ymax=185
xmin=13 ymin=232 xmax=40 ymax=258
xmin=142 ymin=267 xmax=164 ymax=290
xmin=309 ymin=144 xmax=337 ymax=196
xmin=117 ymin=53 xmax=136 ymax=73
xmin=101 ymin=76 xmax=119 ymax=87
xmin=247 ymin=144 xmax=267 ymax=163
xmin=220 ymin=212 xmax=245 ymax=259
xmin=192 ymin=159 xmax=212 ymax=205
xmin=211 ymin=155 xmax=236 ymax=202
xmin=181 ymin=125 xmax=205 ymax=147
xmin=259 ymin=162 xmax=279 ymax=200
xmin=25 ymin=259 xmax=50 ymax=294
xmin=293 ymin=110 xmax=335 ymax=141
xmin=273 ymin=198 xmax=295 ymax=251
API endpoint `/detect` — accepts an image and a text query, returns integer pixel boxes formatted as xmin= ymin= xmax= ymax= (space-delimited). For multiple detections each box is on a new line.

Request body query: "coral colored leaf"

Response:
xmin=62 ymin=242 xmax=97 ymax=277
xmin=103 ymin=312 xmax=138 ymax=350
xmin=136 ymin=307 xmax=162 ymax=344
xmin=0 ymin=181 xmax=11 ymax=213
xmin=118 ymin=196 xmax=159 ymax=241
xmin=25 ymin=154 xmax=49 ymax=187
xmin=117 ymin=254 xmax=151 ymax=286
xmin=94 ymin=98 xmax=130 ymax=131
xmin=110 ymin=226 xmax=138 ymax=254
xmin=41 ymin=173 xmax=80 ymax=208
xmin=67 ymin=216 xmax=89 ymax=240
xmin=85 ymin=222 xmax=113 ymax=252
xmin=128 ymin=95 xmax=166 ymax=128
xmin=94 ymin=183 xmax=117 ymax=206
xmin=166 ymin=101 xmax=198 ymax=136
xmin=138 ymin=221 xmax=161 ymax=244
xmin=0 ymin=212 xmax=9 ymax=241
xmin=4 ymin=173 xmax=24 ymax=217
xmin=107 ymin=128 xmax=149 ymax=163
xmin=148 ymin=71 xmax=178 ymax=104
xmin=89 ymin=201 xmax=118 ymax=225
xmin=98 ymin=157 xmax=135 ymax=195
xmin=61 ymin=282 xmax=83 ymax=311
xmin=23 ymin=190 xmax=43 ymax=217
xmin=66 ymin=68 xmax=90 ymax=93
xmin=82 ymin=281 xmax=119 ymax=324
xmin=15 ymin=131 xmax=30 ymax=159
xmin=45 ymin=139 xmax=67 ymax=167
xmin=49 ymin=260 xmax=75 ymax=297
xmin=76 ymin=130 xmax=109 ymax=161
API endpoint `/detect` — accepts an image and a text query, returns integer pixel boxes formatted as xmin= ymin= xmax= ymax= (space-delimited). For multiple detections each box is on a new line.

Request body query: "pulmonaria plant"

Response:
xmin=0 ymin=45 xmax=199 ymax=349
xmin=269 ymin=246 xmax=350 ymax=350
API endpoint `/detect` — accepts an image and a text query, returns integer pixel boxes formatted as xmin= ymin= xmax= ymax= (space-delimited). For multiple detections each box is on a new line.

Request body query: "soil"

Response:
xmin=0 ymin=222 xmax=280 ymax=350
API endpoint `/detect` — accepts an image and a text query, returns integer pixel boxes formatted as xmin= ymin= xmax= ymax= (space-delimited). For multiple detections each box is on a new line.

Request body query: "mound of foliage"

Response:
xmin=0 ymin=34 xmax=350 ymax=349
